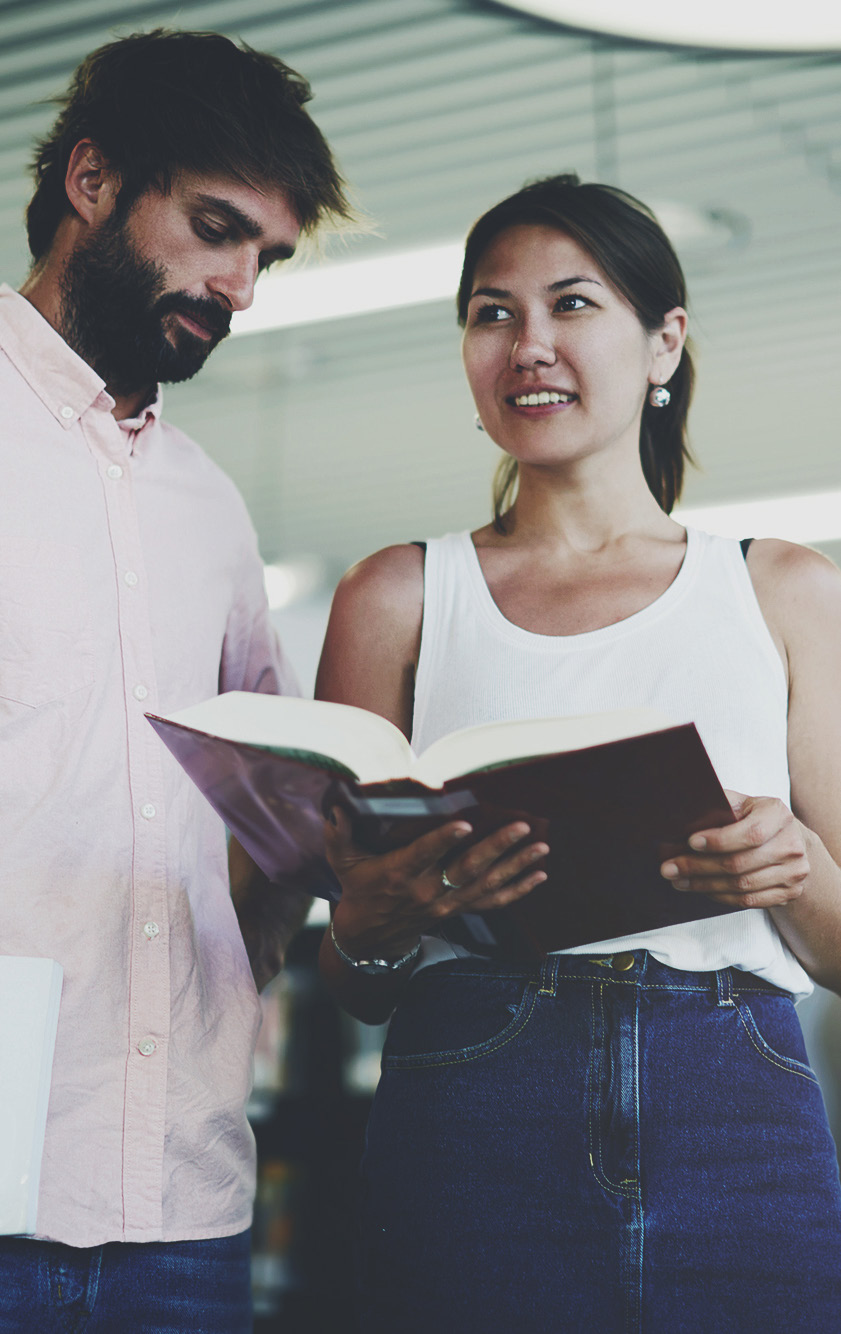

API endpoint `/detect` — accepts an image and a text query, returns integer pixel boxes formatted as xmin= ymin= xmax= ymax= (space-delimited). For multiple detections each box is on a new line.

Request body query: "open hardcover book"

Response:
xmin=147 ymin=693 xmax=736 ymax=955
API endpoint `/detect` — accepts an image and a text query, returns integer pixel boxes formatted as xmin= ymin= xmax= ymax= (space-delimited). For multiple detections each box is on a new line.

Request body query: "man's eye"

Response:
xmin=474 ymin=304 xmax=510 ymax=323
xmin=193 ymin=219 xmax=227 ymax=243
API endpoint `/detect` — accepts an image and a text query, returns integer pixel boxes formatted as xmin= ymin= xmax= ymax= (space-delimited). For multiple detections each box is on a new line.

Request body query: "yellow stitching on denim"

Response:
xmin=735 ymin=1003 xmax=818 ymax=1084
xmin=586 ymin=984 xmax=613 ymax=1193
xmin=588 ymin=982 xmax=636 ymax=1198
xmin=538 ymin=960 xmax=555 ymax=996
xmin=552 ymin=973 xmax=786 ymax=997
xmin=383 ymin=985 xmax=540 ymax=1071
xmin=554 ymin=976 xmax=709 ymax=992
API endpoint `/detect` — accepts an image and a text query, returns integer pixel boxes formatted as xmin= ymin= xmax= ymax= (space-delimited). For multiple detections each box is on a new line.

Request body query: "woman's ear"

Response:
xmin=650 ymin=306 xmax=688 ymax=383
xmin=64 ymin=138 xmax=120 ymax=227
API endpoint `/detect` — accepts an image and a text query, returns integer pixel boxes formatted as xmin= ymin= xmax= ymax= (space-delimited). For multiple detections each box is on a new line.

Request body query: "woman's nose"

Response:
xmin=510 ymin=320 xmax=557 ymax=371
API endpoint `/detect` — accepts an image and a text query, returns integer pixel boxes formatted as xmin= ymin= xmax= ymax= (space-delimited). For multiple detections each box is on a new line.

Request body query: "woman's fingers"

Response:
xmin=323 ymin=806 xmax=473 ymax=876
xmin=324 ymin=806 xmax=549 ymax=936
xmin=659 ymin=793 xmax=809 ymax=907
xmin=439 ymin=839 xmax=550 ymax=912
xmin=683 ymin=791 xmax=790 ymax=855
xmin=437 ymin=822 xmax=539 ymax=888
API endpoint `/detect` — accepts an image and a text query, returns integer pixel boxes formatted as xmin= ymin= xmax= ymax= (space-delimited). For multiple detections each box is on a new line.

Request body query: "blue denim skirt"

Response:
xmin=358 ymin=951 xmax=841 ymax=1333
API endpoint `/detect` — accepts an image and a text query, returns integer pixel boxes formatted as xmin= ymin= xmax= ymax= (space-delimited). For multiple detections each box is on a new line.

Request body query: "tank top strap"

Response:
xmin=701 ymin=531 xmax=788 ymax=698
xmin=412 ymin=533 xmax=475 ymax=751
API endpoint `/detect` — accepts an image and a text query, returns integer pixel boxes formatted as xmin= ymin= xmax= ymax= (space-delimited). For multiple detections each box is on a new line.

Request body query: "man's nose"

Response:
xmin=209 ymin=250 xmax=259 ymax=313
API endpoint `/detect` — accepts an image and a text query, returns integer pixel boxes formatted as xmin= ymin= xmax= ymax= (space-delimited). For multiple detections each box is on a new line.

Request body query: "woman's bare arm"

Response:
xmin=315 ymin=545 xmax=549 ymax=1022
xmin=659 ymin=540 xmax=841 ymax=994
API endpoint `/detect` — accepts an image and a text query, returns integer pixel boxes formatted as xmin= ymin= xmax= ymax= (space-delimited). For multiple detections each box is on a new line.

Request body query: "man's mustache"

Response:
xmin=155 ymin=293 xmax=231 ymax=340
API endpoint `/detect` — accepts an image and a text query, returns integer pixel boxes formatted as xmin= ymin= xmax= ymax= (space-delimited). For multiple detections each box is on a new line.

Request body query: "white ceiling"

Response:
xmin=3 ymin=0 xmax=841 ymax=573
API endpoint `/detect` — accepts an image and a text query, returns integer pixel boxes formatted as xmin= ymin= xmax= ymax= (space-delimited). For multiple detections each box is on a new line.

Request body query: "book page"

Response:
xmin=164 ymin=692 xmax=415 ymax=784
xmin=411 ymin=707 xmax=676 ymax=788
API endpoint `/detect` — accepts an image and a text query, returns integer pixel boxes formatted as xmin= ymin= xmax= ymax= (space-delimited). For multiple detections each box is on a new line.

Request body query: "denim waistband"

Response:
xmin=421 ymin=949 xmax=789 ymax=1000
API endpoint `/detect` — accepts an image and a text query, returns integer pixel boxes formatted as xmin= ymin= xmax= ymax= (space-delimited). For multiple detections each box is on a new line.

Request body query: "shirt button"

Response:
xmin=143 ymin=921 xmax=160 ymax=940
xmin=107 ymin=464 xmax=123 ymax=479
xmin=141 ymin=803 xmax=156 ymax=820
xmin=133 ymin=684 xmax=148 ymax=701
xmin=138 ymin=1038 xmax=157 ymax=1057
xmin=59 ymin=405 xmax=74 ymax=420
xmin=124 ymin=571 xmax=138 ymax=587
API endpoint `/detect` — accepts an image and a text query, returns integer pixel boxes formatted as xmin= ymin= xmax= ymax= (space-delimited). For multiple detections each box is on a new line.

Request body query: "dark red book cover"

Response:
xmin=147 ymin=715 xmax=736 ymax=956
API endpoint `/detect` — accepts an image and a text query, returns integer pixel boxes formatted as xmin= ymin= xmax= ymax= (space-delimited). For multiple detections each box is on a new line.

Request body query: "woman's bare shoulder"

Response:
xmin=317 ymin=545 xmax=425 ymax=721
xmin=747 ymin=538 xmax=841 ymax=612
xmin=331 ymin=543 xmax=425 ymax=622
xmin=746 ymin=539 xmax=841 ymax=666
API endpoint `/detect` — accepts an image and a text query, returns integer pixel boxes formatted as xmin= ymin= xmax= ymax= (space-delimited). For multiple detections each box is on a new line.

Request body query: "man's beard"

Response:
xmin=59 ymin=212 xmax=231 ymax=398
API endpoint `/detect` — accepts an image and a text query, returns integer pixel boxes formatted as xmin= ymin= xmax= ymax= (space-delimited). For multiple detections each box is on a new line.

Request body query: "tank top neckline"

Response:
xmin=455 ymin=525 xmax=703 ymax=649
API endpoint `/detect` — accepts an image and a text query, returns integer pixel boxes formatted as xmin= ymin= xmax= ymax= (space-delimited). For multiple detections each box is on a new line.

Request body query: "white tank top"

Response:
xmin=412 ymin=527 xmax=812 ymax=997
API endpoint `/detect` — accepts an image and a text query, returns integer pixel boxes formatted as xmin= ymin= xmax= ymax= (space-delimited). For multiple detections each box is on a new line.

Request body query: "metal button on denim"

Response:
xmin=612 ymin=952 xmax=636 ymax=971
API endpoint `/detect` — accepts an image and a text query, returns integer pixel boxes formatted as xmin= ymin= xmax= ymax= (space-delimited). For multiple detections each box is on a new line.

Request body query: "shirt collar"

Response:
xmin=118 ymin=385 xmax=163 ymax=435
xmin=0 ymin=284 xmax=162 ymax=433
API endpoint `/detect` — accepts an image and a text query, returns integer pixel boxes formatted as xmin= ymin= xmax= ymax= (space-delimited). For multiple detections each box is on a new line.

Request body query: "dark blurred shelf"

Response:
xmin=249 ymin=923 xmax=380 ymax=1332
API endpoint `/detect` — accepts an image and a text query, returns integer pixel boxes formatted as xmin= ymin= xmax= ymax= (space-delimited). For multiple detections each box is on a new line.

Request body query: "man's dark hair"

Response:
xmin=26 ymin=28 xmax=352 ymax=260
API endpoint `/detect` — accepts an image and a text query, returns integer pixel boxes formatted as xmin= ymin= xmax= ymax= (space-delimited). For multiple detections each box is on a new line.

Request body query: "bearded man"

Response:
xmin=0 ymin=29 xmax=349 ymax=1332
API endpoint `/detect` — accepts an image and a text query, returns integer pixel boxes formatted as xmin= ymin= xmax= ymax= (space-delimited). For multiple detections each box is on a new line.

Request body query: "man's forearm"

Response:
xmin=229 ymin=836 xmax=313 ymax=990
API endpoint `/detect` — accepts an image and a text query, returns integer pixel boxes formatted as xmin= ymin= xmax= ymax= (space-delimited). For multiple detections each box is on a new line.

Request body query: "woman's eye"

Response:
xmin=474 ymin=304 xmax=511 ymax=324
xmin=555 ymin=294 xmax=590 ymax=312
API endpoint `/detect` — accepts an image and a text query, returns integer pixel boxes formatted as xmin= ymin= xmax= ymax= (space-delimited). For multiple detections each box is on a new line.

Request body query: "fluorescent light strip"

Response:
xmin=232 ymin=242 xmax=465 ymax=337
xmin=676 ymin=492 xmax=841 ymax=544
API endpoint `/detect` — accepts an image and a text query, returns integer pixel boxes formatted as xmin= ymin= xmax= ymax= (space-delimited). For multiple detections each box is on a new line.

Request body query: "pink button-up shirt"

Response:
xmin=0 ymin=284 xmax=297 ymax=1246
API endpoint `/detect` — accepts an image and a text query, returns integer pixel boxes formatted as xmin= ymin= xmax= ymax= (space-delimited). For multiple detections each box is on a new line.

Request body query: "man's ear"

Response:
xmin=64 ymin=139 xmax=120 ymax=227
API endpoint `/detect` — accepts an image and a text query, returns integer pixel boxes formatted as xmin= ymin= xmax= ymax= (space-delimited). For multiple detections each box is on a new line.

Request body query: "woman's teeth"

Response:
xmin=513 ymin=391 xmax=575 ymax=407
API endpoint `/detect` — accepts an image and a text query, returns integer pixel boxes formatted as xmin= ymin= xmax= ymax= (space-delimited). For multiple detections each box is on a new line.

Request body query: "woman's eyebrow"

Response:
xmin=548 ymin=276 xmax=604 ymax=291
xmin=470 ymin=275 xmax=604 ymax=300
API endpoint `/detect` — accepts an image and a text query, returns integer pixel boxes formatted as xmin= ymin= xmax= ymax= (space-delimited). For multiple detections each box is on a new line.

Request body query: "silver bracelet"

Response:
xmin=330 ymin=919 xmax=421 ymax=975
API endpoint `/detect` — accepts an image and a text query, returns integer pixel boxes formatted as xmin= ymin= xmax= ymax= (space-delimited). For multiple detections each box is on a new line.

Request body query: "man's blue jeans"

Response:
xmin=0 ymin=1228 xmax=251 ymax=1333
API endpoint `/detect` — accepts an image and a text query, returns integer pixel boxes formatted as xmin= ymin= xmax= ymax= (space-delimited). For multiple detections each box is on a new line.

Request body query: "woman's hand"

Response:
xmin=660 ymin=790 xmax=810 ymax=909
xmin=325 ymin=807 xmax=549 ymax=961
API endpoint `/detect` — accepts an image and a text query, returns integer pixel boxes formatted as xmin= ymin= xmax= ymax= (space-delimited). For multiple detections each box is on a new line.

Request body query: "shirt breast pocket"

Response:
xmin=0 ymin=538 xmax=95 ymax=707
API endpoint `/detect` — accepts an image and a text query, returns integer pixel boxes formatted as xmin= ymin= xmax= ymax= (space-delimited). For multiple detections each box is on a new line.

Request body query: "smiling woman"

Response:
xmin=457 ymin=175 xmax=694 ymax=528
xmin=314 ymin=173 xmax=841 ymax=1331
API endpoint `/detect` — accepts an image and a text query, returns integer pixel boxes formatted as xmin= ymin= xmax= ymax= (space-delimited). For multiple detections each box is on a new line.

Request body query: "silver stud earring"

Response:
xmin=474 ymin=413 xmax=485 ymax=432
xmin=648 ymin=384 xmax=671 ymax=408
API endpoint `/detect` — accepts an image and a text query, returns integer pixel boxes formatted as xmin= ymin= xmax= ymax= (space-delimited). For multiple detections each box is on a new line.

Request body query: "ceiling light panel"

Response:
xmin=498 ymin=1 xmax=841 ymax=52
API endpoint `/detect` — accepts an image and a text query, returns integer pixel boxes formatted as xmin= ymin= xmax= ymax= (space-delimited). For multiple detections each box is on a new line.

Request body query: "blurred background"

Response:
xmin=3 ymin=1 xmax=841 ymax=1327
